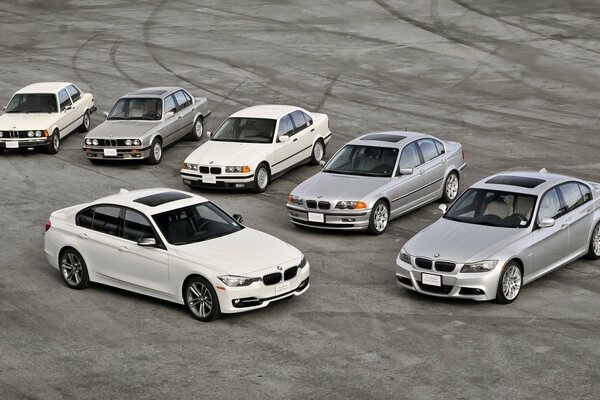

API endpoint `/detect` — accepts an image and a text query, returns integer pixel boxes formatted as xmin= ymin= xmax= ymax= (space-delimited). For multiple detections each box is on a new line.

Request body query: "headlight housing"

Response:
xmin=182 ymin=163 xmax=198 ymax=171
xmin=218 ymin=275 xmax=259 ymax=287
xmin=225 ymin=166 xmax=251 ymax=173
xmin=335 ymin=201 xmax=367 ymax=210
xmin=125 ymin=139 xmax=132 ymax=146
xmin=460 ymin=260 xmax=498 ymax=273
xmin=133 ymin=139 xmax=141 ymax=146
xmin=399 ymin=248 xmax=412 ymax=264
xmin=92 ymin=139 xmax=99 ymax=146
xmin=287 ymin=194 xmax=303 ymax=206
xmin=298 ymin=254 xmax=307 ymax=269
xmin=27 ymin=131 xmax=34 ymax=137
xmin=35 ymin=130 xmax=42 ymax=137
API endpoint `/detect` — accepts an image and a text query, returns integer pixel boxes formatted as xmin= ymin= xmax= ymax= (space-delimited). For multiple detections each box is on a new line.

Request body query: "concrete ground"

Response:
xmin=1 ymin=0 xmax=599 ymax=398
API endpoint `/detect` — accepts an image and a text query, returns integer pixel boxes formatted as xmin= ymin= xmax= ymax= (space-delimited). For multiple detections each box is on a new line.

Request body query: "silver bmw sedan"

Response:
xmin=286 ymin=131 xmax=466 ymax=234
xmin=396 ymin=170 xmax=600 ymax=303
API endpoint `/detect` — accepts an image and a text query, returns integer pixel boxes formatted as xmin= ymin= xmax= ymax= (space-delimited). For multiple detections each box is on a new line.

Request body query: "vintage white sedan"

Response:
xmin=44 ymin=188 xmax=310 ymax=322
xmin=0 ymin=82 xmax=95 ymax=154
xmin=181 ymin=105 xmax=332 ymax=192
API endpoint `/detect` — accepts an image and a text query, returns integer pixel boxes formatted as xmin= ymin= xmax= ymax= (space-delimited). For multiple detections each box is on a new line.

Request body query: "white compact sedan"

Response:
xmin=181 ymin=105 xmax=331 ymax=192
xmin=44 ymin=188 xmax=310 ymax=322
xmin=0 ymin=82 xmax=95 ymax=154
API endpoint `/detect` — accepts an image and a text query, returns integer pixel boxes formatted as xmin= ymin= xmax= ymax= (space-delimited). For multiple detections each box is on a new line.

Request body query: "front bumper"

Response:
xmin=216 ymin=263 xmax=310 ymax=314
xmin=395 ymin=256 xmax=504 ymax=301
xmin=83 ymin=146 xmax=151 ymax=160
xmin=181 ymin=171 xmax=255 ymax=190
xmin=286 ymin=204 xmax=371 ymax=231
xmin=0 ymin=137 xmax=50 ymax=149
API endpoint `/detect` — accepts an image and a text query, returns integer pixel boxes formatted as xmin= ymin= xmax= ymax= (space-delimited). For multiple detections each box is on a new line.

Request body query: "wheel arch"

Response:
xmin=181 ymin=273 xmax=215 ymax=302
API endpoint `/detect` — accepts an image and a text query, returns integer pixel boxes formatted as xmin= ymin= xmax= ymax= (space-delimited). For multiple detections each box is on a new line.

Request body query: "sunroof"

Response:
xmin=485 ymin=176 xmax=546 ymax=189
xmin=133 ymin=89 xmax=168 ymax=96
xmin=134 ymin=191 xmax=192 ymax=207
xmin=360 ymin=133 xmax=406 ymax=143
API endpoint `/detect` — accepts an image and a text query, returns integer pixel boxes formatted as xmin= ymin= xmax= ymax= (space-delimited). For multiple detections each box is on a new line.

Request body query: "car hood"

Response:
xmin=292 ymin=172 xmax=388 ymax=202
xmin=0 ymin=113 xmax=58 ymax=130
xmin=172 ymin=227 xmax=301 ymax=276
xmin=86 ymin=120 xmax=161 ymax=138
xmin=185 ymin=140 xmax=271 ymax=165
xmin=404 ymin=218 xmax=525 ymax=263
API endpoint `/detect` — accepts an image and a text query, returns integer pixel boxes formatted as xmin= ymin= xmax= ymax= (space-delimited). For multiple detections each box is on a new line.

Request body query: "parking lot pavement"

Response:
xmin=1 ymin=0 xmax=599 ymax=398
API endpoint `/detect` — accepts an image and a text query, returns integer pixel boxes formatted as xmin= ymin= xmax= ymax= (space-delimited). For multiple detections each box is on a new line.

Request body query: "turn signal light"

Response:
xmin=242 ymin=165 xmax=251 ymax=173
xmin=355 ymin=201 xmax=367 ymax=209
xmin=45 ymin=220 xmax=51 ymax=232
xmin=43 ymin=130 xmax=49 ymax=137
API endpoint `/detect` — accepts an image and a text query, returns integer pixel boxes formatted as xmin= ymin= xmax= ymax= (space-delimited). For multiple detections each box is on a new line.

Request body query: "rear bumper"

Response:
xmin=181 ymin=171 xmax=255 ymax=190
xmin=286 ymin=204 xmax=371 ymax=231
xmin=83 ymin=146 xmax=151 ymax=160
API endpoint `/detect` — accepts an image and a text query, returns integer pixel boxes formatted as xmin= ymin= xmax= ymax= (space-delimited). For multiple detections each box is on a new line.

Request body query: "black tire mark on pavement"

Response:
xmin=71 ymin=32 xmax=104 ymax=85
xmin=109 ymin=39 xmax=147 ymax=87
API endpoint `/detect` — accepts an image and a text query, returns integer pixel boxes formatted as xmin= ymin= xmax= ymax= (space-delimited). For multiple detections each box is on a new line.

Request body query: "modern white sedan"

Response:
xmin=44 ymin=188 xmax=310 ymax=321
xmin=181 ymin=105 xmax=331 ymax=192
xmin=0 ymin=82 xmax=95 ymax=154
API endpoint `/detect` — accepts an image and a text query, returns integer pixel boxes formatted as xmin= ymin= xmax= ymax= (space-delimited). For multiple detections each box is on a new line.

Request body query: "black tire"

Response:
xmin=253 ymin=163 xmax=269 ymax=193
xmin=147 ymin=138 xmax=162 ymax=165
xmin=441 ymin=171 xmax=459 ymax=203
xmin=79 ymin=110 xmax=91 ymax=132
xmin=310 ymin=139 xmax=325 ymax=165
xmin=188 ymin=117 xmax=204 ymax=141
xmin=366 ymin=200 xmax=389 ymax=235
xmin=495 ymin=262 xmax=522 ymax=304
xmin=59 ymin=248 xmax=90 ymax=290
xmin=46 ymin=130 xmax=60 ymax=154
xmin=184 ymin=276 xmax=220 ymax=322
xmin=585 ymin=222 xmax=600 ymax=260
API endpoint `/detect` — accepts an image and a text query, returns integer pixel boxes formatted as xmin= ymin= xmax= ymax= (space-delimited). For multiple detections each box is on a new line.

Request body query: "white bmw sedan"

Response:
xmin=44 ymin=188 xmax=310 ymax=321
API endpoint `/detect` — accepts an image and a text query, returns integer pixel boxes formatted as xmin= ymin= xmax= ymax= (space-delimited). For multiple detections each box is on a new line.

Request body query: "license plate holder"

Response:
xmin=103 ymin=148 xmax=117 ymax=156
xmin=6 ymin=141 xmax=19 ymax=149
xmin=202 ymin=175 xmax=216 ymax=184
xmin=421 ymin=273 xmax=442 ymax=287
xmin=307 ymin=212 xmax=324 ymax=223
xmin=275 ymin=281 xmax=291 ymax=295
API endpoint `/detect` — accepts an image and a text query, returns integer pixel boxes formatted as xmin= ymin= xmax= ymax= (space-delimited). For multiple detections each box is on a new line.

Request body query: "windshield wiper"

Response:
xmin=107 ymin=117 xmax=126 ymax=120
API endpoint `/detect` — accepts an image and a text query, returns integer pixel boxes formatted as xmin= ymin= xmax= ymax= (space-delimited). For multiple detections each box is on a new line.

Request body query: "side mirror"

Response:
xmin=279 ymin=135 xmax=290 ymax=143
xmin=207 ymin=131 xmax=212 ymax=138
xmin=165 ymin=111 xmax=175 ymax=120
xmin=399 ymin=168 xmax=413 ymax=175
xmin=538 ymin=217 xmax=555 ymax=228
xmin=102 ymin=111 xmax=109 ymax=118
xmin=138 ymin=237 xmax=157 ymax=247
xmin=232 ymin=214 xmax=243 ymax=223
xmin=439 ymin=204 xmax=447 ymax=214
xmin=65 ymin=105 xmax=74 ymax=111
xmin=319 ymin=160 xmax=326 ymax=167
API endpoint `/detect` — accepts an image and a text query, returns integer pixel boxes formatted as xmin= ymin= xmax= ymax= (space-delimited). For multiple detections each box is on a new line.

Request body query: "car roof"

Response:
xmin=471 ymin=170 xmax=585 ymax=195
xmin=230 ymin=105 xmax=301 ymax=120
xmin=123 ymin=87 xmax=184 ymax=99
xmin=91 ymin=188 xmax=208 ymax=215
xmin=16 ymin=82 xmax=72 ymax=94
xmin=348 ymin=131 xmax=435 ymax=149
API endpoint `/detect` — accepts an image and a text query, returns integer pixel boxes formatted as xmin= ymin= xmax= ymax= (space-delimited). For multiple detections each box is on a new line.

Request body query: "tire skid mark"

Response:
xmin=71 ymin=31 xmax=104 ymax=85
xmin=109 ymin=38 xmax=147 ymax=87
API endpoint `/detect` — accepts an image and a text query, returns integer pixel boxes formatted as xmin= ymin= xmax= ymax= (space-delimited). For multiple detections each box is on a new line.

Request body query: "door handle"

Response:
xmin=293 ymin=138 xmax=298 ymax=142
xmin=560 ymin=224 xmax=568 ymax=230
xmin=587 ymin=207 xmax=594 ymax=214
xmin=178 ymin=116 xmax=182 ymax=120
xmin=119 ymin=246 xmax=130 ymax=252
xmin=78 ymin=232 xmax=88 ymax=239
xmin=418 ymin=169 xmax=424 ymax=175
xmin=311 ymin=128 xmax=315 ymax=132
xmin=192 ymin=108 xmax=196 ymax=112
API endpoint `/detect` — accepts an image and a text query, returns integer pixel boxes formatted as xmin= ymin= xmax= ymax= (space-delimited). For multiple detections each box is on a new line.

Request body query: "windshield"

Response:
xmin=108 ymin=98 xmax=162 ymax=120
xmin=323 ymin=145 xmax=399 ymax=177
xmin=152 ymin=202 xmax=243 ymax=245
xmin=6 ymin=93 xmax=57 ymax=113
xmin=211 ymin=117 xmax=276 ymax=143
xmin=444 ymin=188 xmax=537 ymax=228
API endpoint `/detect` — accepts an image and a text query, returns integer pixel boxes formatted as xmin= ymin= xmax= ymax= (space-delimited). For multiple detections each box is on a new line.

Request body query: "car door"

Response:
xmin=557 ymin=182 xmax=595 ymax=254
xmin=173 ymin=90 xmax=194 ymax=138
xmin=273 ymin=113 xmax=297 ymax=174
xmin=57 ymin=88 xmax=77 ymax=136
xmin=390 ymin=142 xmax=426 ymax=215
xmin=66 ymin=84 xmax=84 ymax=126
xmin=112 ymin=208 xmax=170 ymax=294
xmin=160 ymin=94 xmax=182 ymax=145
xmin=290 ymin=110 xmax=314 ymax=160
xmin=529 ymin=187 xmax=570 ymax=274
xmin=416 ymin=138 xmax=445 ymax=199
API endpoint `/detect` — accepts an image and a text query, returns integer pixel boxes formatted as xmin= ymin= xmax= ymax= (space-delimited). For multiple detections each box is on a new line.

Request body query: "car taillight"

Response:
xmin=45 ymin=220 xmax=51 ymax=232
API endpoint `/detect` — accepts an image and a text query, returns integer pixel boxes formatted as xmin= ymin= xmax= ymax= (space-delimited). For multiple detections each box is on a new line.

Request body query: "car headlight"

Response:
xmin=218 ymin=275 xmax=259 ymax=287
xmin=0 ymin=131 xmax=3 ymax=138
xmin=27 ymin=131 xmax=34 ymax=137
xmin=335 ymin=201 xmax=367 ymax=210
xmin=460 ymin=260 xmax=498 ymax=273
xmin=133 ymin=139 xmax=141 ymax=146
xmin=181 ymin=162 xmax=197 ymax=171
xmin=92 ymin=139 xmax=99 ymax=146
xmin=399 ymin=247 xmax=412 ymax=264
xmin=35 ymin=130 xmax=42 ymax=137
xmin=287 ymin=194 xmax=303 ymax=206
xmin=125 ymin=139 xmax=132 ymax=146
xmin=298 ymin=254 xmax=307 ymax=269
xmin=225 ymin=166 xmax=251 ymax=173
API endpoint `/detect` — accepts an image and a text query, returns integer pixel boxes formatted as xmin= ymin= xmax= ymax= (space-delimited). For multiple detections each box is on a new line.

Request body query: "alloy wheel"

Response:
xmin=257 ymin=167 xmax=268 ymax=189
xmin=153 ymin=142 xmax=162 ymax=161
xmin=502 ymin=265 xmax=521 ymax=300
xmin=83 ymin=113 xmax=90 ymax=130
xmin=593 ymin=225 xmax=600 ymax=256
xmin=195 ymin=119 xmax=203 ymax=138
xmin=313 ymin=142 xmax=324 ymax=162
xmin=187 ymin=282 xmax=213 ymax=318
xmin=53 ymin=134 xmax=60 ymax=151
xmin=446 ymin=174 xmax=459 ymax=200
xmin=374 ymin=204 xmax=389 ymax=232
xmin=61 ymin=252 xmax=83 ymax=286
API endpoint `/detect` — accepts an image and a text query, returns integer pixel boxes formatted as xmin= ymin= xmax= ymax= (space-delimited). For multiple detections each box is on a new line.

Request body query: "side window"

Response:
xmin=92 ymin=206 xmax=121 ymax=236
xmin=303 ymin=111 xmax=313 ymax=127
xmin=277 ymin=114 xmax=295 ymax=138
xmin=164 ymin=95 xmax=177 ymax=114
xmin=77 ymin=208 xmax=94 ymax=229
xmin=538 ymin=189 xmax=563 ymax=221
xmin=58 ymin=89 xmax=72 ymax=111
xmin=66 ymin=85 xmax=82 ymax=103
xmin=417 ymin=139 xmax=440 ymax=162
xmin=579 ymin=183 xmax=593 ymax=203
xmin=173 ymin=91 xmax=188 ymax=112
xmin=290 ymin=110 xmax=308 ymax=133
xmin=399 ymin=143 xmax=421 ymax=170
xmin=123 ymin=209 xmax=155 ymax=242
xmin=182 ymin=90 xmax=193 ymax=107
xmin=434 ymin=140 xmax=445 ymax=154
xmin=558 ymin=182 xmax=585 ymax=213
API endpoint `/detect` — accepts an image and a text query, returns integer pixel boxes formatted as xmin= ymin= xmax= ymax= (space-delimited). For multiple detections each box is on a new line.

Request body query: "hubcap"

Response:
xmin=187 ymin=282 xmax=213 ymax=318
xmin=502 ymin=265 xmax=521 ymax=300
xmin=153 ymin=142 xmax=162 ymax=160
xmin=61 ymin=252 xmax=82 ymax=286
xmin=84 ymin=113 xmax=90 ymax=129
xmin=195 ymin=119 xmax=203 ymax=137
xmin=446 ymin=174 xmax=458 ymax=200
xmin=593 ymin=225 xmax=600 ymax=256
xmin=53 ymin=134 xmax=59 ymax=150
xmin=257 ymin=167 xmax=268 ymax=189
xmin=374 ymin=204 xmax=389 ymax=232
xmin=313 ymin=142 xmax=323 ymax=161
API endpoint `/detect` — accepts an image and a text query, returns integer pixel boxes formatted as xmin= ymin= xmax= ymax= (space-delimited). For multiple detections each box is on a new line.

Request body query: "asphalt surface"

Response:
xmin=1 ymin=1 xmax=599 ymax=399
